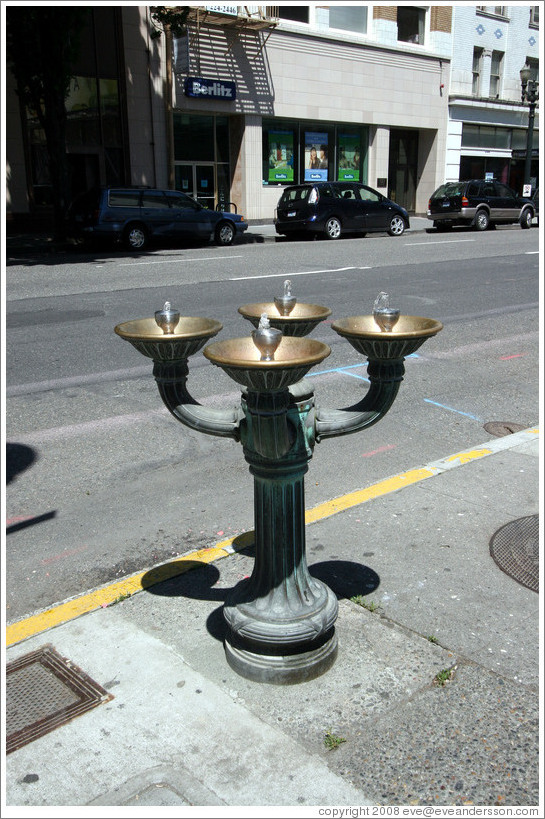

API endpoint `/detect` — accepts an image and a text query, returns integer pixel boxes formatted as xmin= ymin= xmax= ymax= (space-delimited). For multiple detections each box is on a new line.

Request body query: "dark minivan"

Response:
xmin=427 ymin=179 xmax=534 ymax=231
xmin=274 ymin=182 xmax=409 ymax=240
xmin=66 ymin=186 xmax=248 ymax=250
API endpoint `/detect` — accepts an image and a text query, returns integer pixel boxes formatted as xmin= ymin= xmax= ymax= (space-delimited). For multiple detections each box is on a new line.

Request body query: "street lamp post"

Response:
xmin=519 ymin=63 xmax=539 ymax=194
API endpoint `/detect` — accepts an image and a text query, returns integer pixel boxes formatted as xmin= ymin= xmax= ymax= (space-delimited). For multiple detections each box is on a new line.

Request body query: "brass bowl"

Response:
xmin=203 ymin=336 xmax=331 ymax=391
xmin=331 ymin=315 xmax=443 ymax=359
xmin=114 ymin=316 xmax=223 ymax=361
xmin=238 ymin=302 xmax=332 ymax=337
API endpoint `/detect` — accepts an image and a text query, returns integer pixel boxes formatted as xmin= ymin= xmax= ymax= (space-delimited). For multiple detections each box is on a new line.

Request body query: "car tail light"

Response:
xmin=309 ymin=188 xmax=319 ymax=204
xmin=92 ymin=209 xmax=100 ymax=223
xmin=428 ymin=199 xmax=431 ymax=208
xmin=461 ymin=196 xmax=469 ymax=206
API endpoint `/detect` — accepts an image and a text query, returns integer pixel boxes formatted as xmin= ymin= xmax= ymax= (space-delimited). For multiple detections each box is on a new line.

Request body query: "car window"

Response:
xmin=494 ymin=183 xmax=515 ymax=199
xmin=165 ymin=192 xmax=200 ymax=210
xmin=108 ymin=190 xmax=141 ymax=207
xmin=280 ymin=187 xmax=310 ymax=205
xmin=466 ymin=183 xmax=479 ymax=196
xmin=142 ymin=191 xmax=169 ymax=208
xmin=318 ymin=184 xmax=335 ymax=198
xmin=338 ymin=184 xmax=359 ymax=200
xmin=358 ymin=187 xmax=381 ymax=203
xmin=481 ymin=183 xmax=495 ymax=197
xmin=433 ymin=182 xmax=465 ymax=197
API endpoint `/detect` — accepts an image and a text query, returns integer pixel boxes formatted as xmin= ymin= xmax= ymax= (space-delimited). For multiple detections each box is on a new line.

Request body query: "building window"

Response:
xmin=328 ymin=6 xmax=367 ymax=35
xmin=530 ymin=7 xmax=539 ymax=26
xmin=477 ymin=7 xmax=506 ymax=16
xmin=397 ymin=6 xmax=425 ymax=44
xmin=489 ymin=51 xmax=503 ymax=97
xmin=278 ymin=6 xmax=309 ymax=24
xmin=461 ymin=124 xmax=510 ymax=149
xmin=262 ymin=119 xmax=368 ymax=186
xmin=472 ymin=48 xmax=484 ymax=95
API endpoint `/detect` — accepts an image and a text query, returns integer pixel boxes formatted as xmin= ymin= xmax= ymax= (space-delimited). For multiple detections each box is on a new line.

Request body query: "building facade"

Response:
xmin=4 ymin=5 xmax=540 ymax=227
xmin=446 ymin=4 xmax=540 ymax=192
xmin=168 ymin=4 xmax=452 ymax=219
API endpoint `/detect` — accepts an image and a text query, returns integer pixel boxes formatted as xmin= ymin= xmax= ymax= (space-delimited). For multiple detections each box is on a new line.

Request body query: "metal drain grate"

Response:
xmin=6 ymin=644 xmax=113 ymax=754
xmin=489 ymin=515 xmax=539 ymax=593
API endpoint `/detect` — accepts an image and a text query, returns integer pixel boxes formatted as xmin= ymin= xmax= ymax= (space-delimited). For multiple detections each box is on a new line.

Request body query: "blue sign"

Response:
xmin=184 ymin=77 xmax=236 ymax=100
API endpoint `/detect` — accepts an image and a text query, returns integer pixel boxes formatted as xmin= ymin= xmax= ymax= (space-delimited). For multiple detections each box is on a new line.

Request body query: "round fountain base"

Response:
xmin=224 ymin=631 xmax=338 ymax=685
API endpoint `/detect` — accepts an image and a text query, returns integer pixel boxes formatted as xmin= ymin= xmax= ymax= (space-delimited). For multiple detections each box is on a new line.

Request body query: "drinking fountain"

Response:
xmin=115 ymin=288 xmax=442 ymax=684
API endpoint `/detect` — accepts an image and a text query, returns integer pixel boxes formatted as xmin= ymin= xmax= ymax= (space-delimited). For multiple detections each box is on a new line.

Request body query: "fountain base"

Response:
xmin=224 ymin=630 xmax=338 ymax=685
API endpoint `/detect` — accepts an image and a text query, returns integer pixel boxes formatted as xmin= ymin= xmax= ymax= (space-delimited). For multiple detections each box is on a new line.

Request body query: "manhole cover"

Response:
xmin=489 ymin=515 xmax=539 ymax=592
xmin=483 ymin=422 xmax=526 ymax=437
xmin=6 ymin=644 xmax=113 ymax=754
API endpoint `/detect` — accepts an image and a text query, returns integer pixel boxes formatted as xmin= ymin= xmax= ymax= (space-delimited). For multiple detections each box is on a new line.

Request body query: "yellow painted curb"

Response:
xmin=304 ymin=468 xmax=437 ymax=523
xmin=7 ymin=428 xmax=537 ymax=647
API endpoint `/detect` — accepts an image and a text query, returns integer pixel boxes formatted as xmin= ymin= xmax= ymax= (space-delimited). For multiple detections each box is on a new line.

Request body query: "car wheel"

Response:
xmin=324 ymin=216 xmax=342 ymax=239
xmin=387 ymin=215 xmax=406 ymax=236
xmin=474 ymin=209 xmax=490 ymax=231
xmin=520 ymin=208 xmax=533 ymax=229
xmin=215 ymin=221 xmax=235 ymax=246
xmin=123 ymin=223 xmax=149 ymax=251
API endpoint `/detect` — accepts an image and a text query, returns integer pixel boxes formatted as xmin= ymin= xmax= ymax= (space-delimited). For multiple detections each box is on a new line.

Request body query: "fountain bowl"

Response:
xmin=238 ymin=303 xmax=332 ymax=337
xmin=331 ymin=315 xmax=443 ymax=359
xmin=203 ymin=336 xmax=331 ymax=392
xmin=114 ymin=316 xmax=223 ymax=361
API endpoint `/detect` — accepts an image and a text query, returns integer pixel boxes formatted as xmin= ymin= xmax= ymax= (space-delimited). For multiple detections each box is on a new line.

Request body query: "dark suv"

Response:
xmin=427 ymin=180 xmax=534 ymax=231
xmin=66 ymin=187 xmax=248 ymax=250
xmin=274 ymin=182 xmax=409 ymax=239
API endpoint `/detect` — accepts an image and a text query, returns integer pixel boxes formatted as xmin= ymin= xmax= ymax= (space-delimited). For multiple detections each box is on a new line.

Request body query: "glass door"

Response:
xmin=175 ymin=163 xmax=215 ymax=210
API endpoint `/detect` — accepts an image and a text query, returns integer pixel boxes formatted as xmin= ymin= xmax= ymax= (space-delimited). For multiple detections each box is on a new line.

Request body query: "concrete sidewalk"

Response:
xmin=4 ymin=426 xmax=541 ymax=811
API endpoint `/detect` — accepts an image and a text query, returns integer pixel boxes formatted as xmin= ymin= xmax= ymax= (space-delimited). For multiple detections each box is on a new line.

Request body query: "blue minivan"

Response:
xmin=66 ymin=187 xmax=248 ymax=250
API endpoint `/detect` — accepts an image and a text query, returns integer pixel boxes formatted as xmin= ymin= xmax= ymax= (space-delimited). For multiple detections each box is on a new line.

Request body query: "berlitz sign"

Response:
xmin=184 ymin=77 xmax=236 ymax=100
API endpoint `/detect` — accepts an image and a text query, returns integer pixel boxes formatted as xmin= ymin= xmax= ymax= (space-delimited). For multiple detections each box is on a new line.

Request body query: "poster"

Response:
xmin=338 ymin=133 xmax=360 ymax=181
xmin=268 ymin=130 xmax=294 ymax=182
xmin=304 ymin=132 xmax=328 ymax=181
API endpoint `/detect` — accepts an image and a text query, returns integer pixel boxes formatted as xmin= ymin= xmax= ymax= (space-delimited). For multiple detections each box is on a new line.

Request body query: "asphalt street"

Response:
xmin=5 ymin=223 xmax=540 ymax=622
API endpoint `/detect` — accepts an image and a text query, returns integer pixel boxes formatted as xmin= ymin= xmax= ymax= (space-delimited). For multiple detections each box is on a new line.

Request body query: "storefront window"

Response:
xmin=263 ymin=119 xmax=367 ymax=186
xmin=337 ymin=133 xmax=361 ymax=181
xmin=174 ymin=114 xmax=215 ymax=161
xmin=264 ymin=123 xmax=297 ymax=183
xmin=461 ymin=124 xmax=510 ymax=149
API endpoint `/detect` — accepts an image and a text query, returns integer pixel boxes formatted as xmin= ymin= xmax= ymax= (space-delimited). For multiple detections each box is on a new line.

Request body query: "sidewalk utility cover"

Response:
xmin=6 ymin=644 xmax=113 ymax=753
xmin=489 ymin=514 xmax=539 ymax=592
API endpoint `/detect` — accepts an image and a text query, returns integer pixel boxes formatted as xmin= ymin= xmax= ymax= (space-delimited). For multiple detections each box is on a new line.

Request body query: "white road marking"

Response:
xmin=116 ymin=255 xmax=243 ymax=267
xmin=230 ymin=267 xmax=371 ymax=281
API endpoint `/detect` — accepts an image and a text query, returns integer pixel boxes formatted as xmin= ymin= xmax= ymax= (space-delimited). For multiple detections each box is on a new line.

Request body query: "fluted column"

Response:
xmin=223 ymin=388 xmax=338 ymax=684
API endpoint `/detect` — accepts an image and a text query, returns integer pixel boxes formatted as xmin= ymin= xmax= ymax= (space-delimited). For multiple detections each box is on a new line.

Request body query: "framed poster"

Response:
xmin=305 ymin=132 xmax=328 ymax=181
xmin=338 ymin=133 xmax=360 ymax=181
xmin=268 ymin=130 xmax=294 ymax=182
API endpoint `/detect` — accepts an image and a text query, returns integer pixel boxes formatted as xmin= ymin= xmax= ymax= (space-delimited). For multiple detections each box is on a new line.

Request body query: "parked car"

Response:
xmin=427 ymin=179 xmax=535 ymax=231
xmin=274 ymin=181 xmax=409 ymax=240
xmin=66 ymin=187 xmax=248 ymax=250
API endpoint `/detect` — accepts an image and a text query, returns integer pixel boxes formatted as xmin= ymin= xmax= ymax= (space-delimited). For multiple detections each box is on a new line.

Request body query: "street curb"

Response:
xmin=6 ymin=426 xmax=538 ymax=648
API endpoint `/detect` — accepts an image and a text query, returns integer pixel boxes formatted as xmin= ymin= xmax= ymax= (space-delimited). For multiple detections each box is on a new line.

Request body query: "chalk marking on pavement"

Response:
xmin=5 ymin=426 xmax=538 ymax=647
xmin=423 ymin=398 xmax=484 ymax=422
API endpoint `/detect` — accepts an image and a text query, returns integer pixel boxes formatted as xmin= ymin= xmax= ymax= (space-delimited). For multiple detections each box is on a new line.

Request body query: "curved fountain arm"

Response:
xmin=153 ymin=360 xmax=243 ymax=440
xmin=314 ymin=359 xmax=405 ymax=441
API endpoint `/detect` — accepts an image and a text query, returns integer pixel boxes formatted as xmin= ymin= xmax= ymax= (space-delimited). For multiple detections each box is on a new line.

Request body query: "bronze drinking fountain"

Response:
xmin=115 ymin=284 xmax=442 ymax=684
